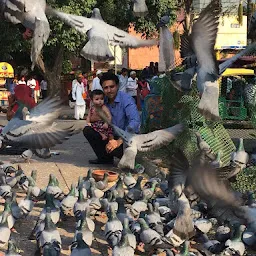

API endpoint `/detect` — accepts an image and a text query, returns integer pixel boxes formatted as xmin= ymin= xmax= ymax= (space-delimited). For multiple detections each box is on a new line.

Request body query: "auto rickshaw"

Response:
xmin=218 ymin=68 xmax=255 ymax=121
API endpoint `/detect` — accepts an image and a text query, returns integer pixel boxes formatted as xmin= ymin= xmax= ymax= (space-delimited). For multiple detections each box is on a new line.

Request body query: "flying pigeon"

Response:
xmin=157 ymin=15 xmax=175 ymax=72
xmin=0 ymin=97 xmax=75 ymax=149
xmin=0 ymin=0 xmax=50 ymax=70
xmin=133 ymin=0 xmax=148 ymax=17
xmin=177 ymin=0 xmax=256 ymax=120
xmin=46 ymin=7 xmax=157 ymax=62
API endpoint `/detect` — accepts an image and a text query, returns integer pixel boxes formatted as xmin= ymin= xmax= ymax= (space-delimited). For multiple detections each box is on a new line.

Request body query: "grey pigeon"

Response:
xmin=46 ymin=7 xmax=157 ymax=62
xmin=112 ymin=231 xmax=135 ymax=256
xmin=157 ymin=16 xmax=175 ymax=72
xmin=104 ymin=205 xmax=123 ymax=248
xmin=71 ymin=233 xmax=92 ymax=256
xmin=73 ymin=212 xmax=93 ymax=247
xmin=0 ymin=97 xmax=75 ymax=149
xmin=0 ymin=0 xmax=50 ymax=70
xmin=126 ymin=176 xmax=143 ymax=203
xmin=138 ymin=218 xmax=172 ymax=251
xmin=5 ymin=239 xmax=22 ymax=256
xmin=95 ymin=172 xmax=108 ymax=190
xmin=146 ymin=203 xmax=164 ymax=236
xmin=38 ymin=207 xmax=62 ymax=253
xmin=61 ymin=183 xmax=77 ymax=215
xmin=18 ymin=186 xmax=34 ymax=217
xmin=110 ymin=123 xmax=183 ymax=170
xmin=123 ymin=172 xmax=136 ymax=189
xmin=133 ymin=0 xmax=148 ymax=17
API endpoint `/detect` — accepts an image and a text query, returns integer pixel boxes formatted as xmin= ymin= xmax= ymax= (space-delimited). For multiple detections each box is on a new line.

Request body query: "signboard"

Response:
xmin=0 ymin=62 xmax=14 ymax=78
xmin=215 ymin=16 xmax=247 ymax=50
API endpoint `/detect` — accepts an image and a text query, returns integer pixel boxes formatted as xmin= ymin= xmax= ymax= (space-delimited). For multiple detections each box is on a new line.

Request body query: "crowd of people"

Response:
xmin=5 ymin=75 xmax=48 ymax=120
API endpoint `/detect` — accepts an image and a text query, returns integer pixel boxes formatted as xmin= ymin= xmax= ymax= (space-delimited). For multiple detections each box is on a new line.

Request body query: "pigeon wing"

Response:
xmin=136 ymin=124 xmax=184 ymax=152
xmin=46 ymin=7 xmax=93 ymax=34
xmin=6 ymin=124 xmax=75 ymax=149
xmin=27 ymin=97 xmax=63 ymax=124
xmin=188 ymin=162 xmax=242 ymax=209
xmin=31 ymin=16 xmax=50 ymax=70
xmin=3 ymin=0 xmax=25 ymax=24
xmin=191 ymin=0 xmax=220 ymax=76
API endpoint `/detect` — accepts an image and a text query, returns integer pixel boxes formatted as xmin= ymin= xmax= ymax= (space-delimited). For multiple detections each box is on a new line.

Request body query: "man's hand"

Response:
xmin=106 ymin=139 xmax=123 ymax=153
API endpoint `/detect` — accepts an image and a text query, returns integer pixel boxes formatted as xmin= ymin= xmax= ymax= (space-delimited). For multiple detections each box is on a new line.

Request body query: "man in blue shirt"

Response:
xmin=83 ymin=72 xmax=141 ymax=164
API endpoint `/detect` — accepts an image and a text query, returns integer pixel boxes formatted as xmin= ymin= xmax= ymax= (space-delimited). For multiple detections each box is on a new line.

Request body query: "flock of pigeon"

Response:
xmin=2 ymin=0 xmax=256 ymax=121
xmin=0 ymin=133 xmax=253 ymax=255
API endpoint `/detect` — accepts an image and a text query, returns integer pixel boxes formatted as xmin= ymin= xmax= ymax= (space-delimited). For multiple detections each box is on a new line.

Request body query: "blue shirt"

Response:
xmin=105 ymin=91 xmax=140 ymax=133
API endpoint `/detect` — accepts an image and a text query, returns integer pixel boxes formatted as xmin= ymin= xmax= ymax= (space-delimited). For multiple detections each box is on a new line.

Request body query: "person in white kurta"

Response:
xmin=92 ymin=70 xmax=103 ymax=91
xmin=126 ymin=71 xmax=138 ymax=104
xmin=72 ymin=75 xmax=86 ymax=120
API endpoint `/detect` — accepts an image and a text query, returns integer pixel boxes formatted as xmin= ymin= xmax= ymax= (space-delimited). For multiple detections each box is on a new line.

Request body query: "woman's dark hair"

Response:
xmin=121 ymin=68 xmax=128 ymax=73
xmin=100 ymin=72 xmax=119 ymax=86
xmin=90 ymin=89 xmax=104 ymax=99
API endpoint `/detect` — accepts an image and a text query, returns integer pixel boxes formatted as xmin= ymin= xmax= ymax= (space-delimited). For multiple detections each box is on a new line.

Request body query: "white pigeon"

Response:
xmin=112 ymin=124 xmax=184 ymax=170
xmin=133 ymin=0 xmax=148 ymax=17
xmin=0 ymin=0 xmax=50 ymax=70
xmin=46 ymin=7 xmax=157 ymax=61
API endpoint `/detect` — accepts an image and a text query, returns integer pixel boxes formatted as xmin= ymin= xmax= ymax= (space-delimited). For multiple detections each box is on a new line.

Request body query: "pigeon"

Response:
xmin=71 ymin=233 xmax=92 ymax=256
xmin=46 ymin=7 xmax=157 ymax=62
xmin=61 ymin=183 xmax=78 ymax=215
xmin=0 ymin=0 xmax=50 ymax=70
xmin=95 ymin=172 xmax=108 ymax=190
xmin=18 ymin=186 xmax=34 ymax=218
xmin=173 ymin=193 xmax=195 ymax=240
xmin=38 ymin=207 xmax=62 ymax=253
xmin=5 ymin=239 xmax=22 ymax=256
xmin=123 ymin=172 xmax=136 ymax=189
xmin=157 ymin=15 xmax=175 ymax=72
xmin=0 ymin=97 xmax=75 ymax=149
xmin=112 ymin=231 xmax=135 ymax=256
xmin=104 ymin=204 xmax=123 ymax=248
xmin=133 ymin=0 xmax=148 ymax=17
xmin=46 ymin=174 xmax=64 ymax=200
xmin=126 ymin=176 xmax=143 ymax=203
xmin=108 ymin=123 xmax=183 ymax=170
xmin=73 ymin=213 xmax=93 ymax=247
xmin=0 ymin=209 xmax=10 ymax=248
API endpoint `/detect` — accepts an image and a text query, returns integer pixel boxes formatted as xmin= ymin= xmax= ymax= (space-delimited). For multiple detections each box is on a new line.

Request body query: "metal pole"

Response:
xmin=114 ymin=45 xmax=117 ymax=75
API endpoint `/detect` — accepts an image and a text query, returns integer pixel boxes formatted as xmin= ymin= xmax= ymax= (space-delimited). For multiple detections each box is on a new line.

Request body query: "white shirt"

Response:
xmin=27 ymin=78 xmax=36 ymax=89
xmin=92 ymin=77 xmax=103 ymax=91
xmin=126 ymin=77 xmax=138 ymax=97
xmin=40 ymin=80 xmax=47 ymax=90
xmin=18 ymin=80 xmax=26 ymax=85
xmin=118 ymin=74 xmax=128 ymax=92
xmin=72 ymin=79 xmax=85 ymax=106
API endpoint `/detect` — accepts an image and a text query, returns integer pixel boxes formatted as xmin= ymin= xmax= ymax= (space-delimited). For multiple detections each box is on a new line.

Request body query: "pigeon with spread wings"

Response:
xmin=0 ymin=97 xmax=75 ymax=149
xmin=110 ymin=124 xmax=183 ymax=170
xmin=46 ymin=7 xmax=157 ymax=62
xmin=0 ymin=0 xmax=50 ymax=70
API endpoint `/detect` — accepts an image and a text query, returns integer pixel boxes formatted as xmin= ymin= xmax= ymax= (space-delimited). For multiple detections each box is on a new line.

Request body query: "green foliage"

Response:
xmin=232 ymin=166 xmax=256 ymax=193
xmin=173 ymin=30 xmax=180 ymax=50
xmin=237 ymin=0 xmax=243 ymax=25
xmin=0 ymin=0 xmax=177 ymax=76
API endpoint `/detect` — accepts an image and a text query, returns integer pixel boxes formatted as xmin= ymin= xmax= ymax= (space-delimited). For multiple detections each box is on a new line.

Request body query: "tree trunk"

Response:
xmin=247 ymin=0 xmax=252 ymax=37
xmin=37 ymin=46 xmax=64 ymax=96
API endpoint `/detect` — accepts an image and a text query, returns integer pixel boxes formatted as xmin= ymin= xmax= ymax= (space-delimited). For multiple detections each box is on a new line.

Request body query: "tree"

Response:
xmin=0 ymin=0 xmax=177 ymax=92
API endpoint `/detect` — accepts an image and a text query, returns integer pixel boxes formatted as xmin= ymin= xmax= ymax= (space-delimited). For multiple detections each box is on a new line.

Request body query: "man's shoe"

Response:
xmin=89 ymin=159 xmax=114 ymax=164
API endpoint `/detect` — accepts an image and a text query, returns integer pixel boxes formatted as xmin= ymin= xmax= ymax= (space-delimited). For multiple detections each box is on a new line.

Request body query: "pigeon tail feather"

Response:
xmin=198 ymin=80 xmax=220 ymax=121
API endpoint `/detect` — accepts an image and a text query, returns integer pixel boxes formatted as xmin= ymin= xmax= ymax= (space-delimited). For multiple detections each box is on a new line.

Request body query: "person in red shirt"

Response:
xmin=34 ymin=75 xmax=40 ymax=103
